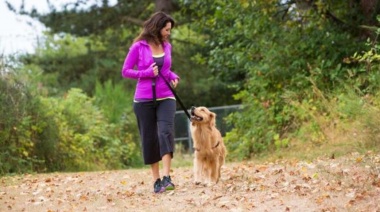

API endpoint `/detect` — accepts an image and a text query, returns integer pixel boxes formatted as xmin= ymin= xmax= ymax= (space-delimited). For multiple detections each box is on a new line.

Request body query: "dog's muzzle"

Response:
xmin=190 ymin=106 xmax=203 ymax=122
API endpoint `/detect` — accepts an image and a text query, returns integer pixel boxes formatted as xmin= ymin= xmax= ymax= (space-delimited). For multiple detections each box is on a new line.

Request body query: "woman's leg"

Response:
xmin=156 ymin=99 xmax=176 ymax=170
xmin=134 ymin=102 xmax=165 ymax=193
xmin=162 ymin=154 xmax=171 ymax=176
xmin=151 ymin=162 xmax=160 ymax=181
xmin=133 ymin=102 xmax=161 ymax=164
xmin=151 ymin=162 xmax=165 ymax=193
xmin=156 ymin=99 xmax=176 ymax=190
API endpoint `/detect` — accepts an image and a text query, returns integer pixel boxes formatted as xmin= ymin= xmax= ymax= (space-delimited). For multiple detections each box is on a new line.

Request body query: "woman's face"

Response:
xmin=160 ymin=22 xmax=172 ymax=41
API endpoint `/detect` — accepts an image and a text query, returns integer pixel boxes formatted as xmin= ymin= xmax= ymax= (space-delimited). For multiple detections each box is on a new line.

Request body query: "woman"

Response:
xmin=121 ymin=11 xmax=179 ymax=193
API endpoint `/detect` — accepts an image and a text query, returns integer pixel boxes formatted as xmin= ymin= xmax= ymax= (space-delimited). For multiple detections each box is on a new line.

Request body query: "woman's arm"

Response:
xmin=121 ymin=43 xmax=155 ymax=79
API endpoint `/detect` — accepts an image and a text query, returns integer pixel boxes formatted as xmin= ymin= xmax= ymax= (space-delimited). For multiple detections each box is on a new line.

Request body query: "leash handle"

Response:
xmin=159 ymin=72 xmax=191 ymax=120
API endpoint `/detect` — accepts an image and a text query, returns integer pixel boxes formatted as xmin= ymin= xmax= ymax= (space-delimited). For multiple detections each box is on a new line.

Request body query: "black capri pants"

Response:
xmin=133 ymin=99 xmax=176 ymax=165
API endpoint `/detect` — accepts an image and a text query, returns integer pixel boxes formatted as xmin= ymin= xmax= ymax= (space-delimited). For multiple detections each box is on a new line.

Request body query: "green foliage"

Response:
xmin=0 ymin=61 xmax=142 ymax=175
xmin=39 ymin=88 xmax=140 ymax=171
xmin=2 ymin=57 xmax=81 ymax=174
xmin=4 ymin=0 xmax=380 ymax=168
xmin=199 ymin=0 xmax=376 ymax=160
xmin=19 ymin=33 xmax=130 ymax=96
xmin=345 ymin=26 xmax=380 ymax=94
xmin=13 ymin=0 xmax=238 ymax=107
xmin=93 ymin=79 xmax=142 ymax=166
xmin=294 ymin=86 xmax=380 ymax=150
xmin=95 ymin=80 xmax=130 ymax=124
xmin=0 ymin=66 xmax=54 ymax=174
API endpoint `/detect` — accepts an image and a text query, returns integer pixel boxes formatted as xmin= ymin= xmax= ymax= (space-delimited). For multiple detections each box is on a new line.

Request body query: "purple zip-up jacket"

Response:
xmin=121 ymin=40 xmax=179 ymax=100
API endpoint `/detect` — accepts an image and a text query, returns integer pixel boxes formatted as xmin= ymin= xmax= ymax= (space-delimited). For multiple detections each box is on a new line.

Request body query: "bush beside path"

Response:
xmin=1 ymin=152 xmax=379 ymax=212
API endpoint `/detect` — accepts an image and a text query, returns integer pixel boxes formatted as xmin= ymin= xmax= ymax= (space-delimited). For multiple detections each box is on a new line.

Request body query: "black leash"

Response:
xmin=159 ymin=72 xmax=191 ymax=120
xmin=152 ymin=78 xmax=157 ymax=107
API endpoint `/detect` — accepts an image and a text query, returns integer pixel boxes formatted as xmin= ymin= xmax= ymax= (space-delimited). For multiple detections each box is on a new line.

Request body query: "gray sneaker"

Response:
xmin=153 ymin=178 xmax=165 ymax=193
xmin=162 ymin=176 xmax=175 ymax=190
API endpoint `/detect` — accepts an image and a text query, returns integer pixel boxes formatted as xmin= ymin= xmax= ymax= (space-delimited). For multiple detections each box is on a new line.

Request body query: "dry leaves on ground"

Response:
xmin=1 ymin=151 xmax=380 ymax=212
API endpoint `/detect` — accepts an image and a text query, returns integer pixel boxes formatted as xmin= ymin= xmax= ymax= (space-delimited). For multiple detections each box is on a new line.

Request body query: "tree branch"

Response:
xmin=121 ymin=16 xmax=144 ymax=26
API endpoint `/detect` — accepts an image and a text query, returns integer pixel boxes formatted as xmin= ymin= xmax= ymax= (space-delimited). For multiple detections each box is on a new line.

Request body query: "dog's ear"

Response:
xmin=209 ymin=112 xmax=216 ymax=128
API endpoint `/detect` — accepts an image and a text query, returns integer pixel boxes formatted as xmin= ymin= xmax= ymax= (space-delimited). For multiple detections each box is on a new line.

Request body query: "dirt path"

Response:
xmin=1 ymin=152 xmax=379 ymax=212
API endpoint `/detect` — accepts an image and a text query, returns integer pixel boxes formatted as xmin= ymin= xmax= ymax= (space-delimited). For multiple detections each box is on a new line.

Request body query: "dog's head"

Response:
xmin=190 ymin=106 xmax=216 ymax=127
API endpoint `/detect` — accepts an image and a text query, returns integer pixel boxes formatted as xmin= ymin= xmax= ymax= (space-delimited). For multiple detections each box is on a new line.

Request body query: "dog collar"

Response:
xmin=193 ymin=141 xmax=220 ymax=152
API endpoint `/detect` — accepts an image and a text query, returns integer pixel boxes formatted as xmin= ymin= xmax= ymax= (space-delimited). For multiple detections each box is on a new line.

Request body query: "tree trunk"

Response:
xmin=155 ymin=0 xmax=175 ymax=14
xmin=360 ymin=0 xmax=379 ymax=24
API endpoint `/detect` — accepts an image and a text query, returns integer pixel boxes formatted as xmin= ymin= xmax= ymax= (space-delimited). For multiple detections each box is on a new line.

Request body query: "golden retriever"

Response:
xmin=190 ymin=106 xmax=227 ymax=186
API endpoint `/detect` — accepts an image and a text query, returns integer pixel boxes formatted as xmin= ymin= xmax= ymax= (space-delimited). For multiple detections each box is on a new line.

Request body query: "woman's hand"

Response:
xmin=150 ymin=62 xmax=158 ymax=76
xmin=171 ymin=79 xmax=179 ymax=88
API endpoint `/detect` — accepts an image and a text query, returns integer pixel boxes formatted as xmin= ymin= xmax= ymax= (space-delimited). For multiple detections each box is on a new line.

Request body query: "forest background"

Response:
xmin=1 ymin=0 xmax=380 ymax=175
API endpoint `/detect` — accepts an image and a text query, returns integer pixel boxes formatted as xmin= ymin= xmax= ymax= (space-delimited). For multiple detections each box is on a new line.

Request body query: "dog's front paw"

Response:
xmin=205 ymin=182 xmax=215 ymax=187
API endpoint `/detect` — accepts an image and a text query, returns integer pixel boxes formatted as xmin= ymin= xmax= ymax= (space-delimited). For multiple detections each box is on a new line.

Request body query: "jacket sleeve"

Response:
xmin=166 ymin=43 xmax=180 ymax=81
xmin=169 ymin=72 xmax=180 ymax=81
xmin=121 ymin=43 xmax=155 ymax=79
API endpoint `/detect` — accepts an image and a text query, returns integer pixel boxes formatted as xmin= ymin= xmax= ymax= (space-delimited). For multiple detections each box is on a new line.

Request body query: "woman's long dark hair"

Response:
xmin=134 ymin=11 xmax=175 ymax=45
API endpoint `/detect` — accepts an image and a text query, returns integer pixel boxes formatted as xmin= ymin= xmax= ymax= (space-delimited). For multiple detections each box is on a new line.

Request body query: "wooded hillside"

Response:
xmin=1 ymin=0 xmax=380 ymax=174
